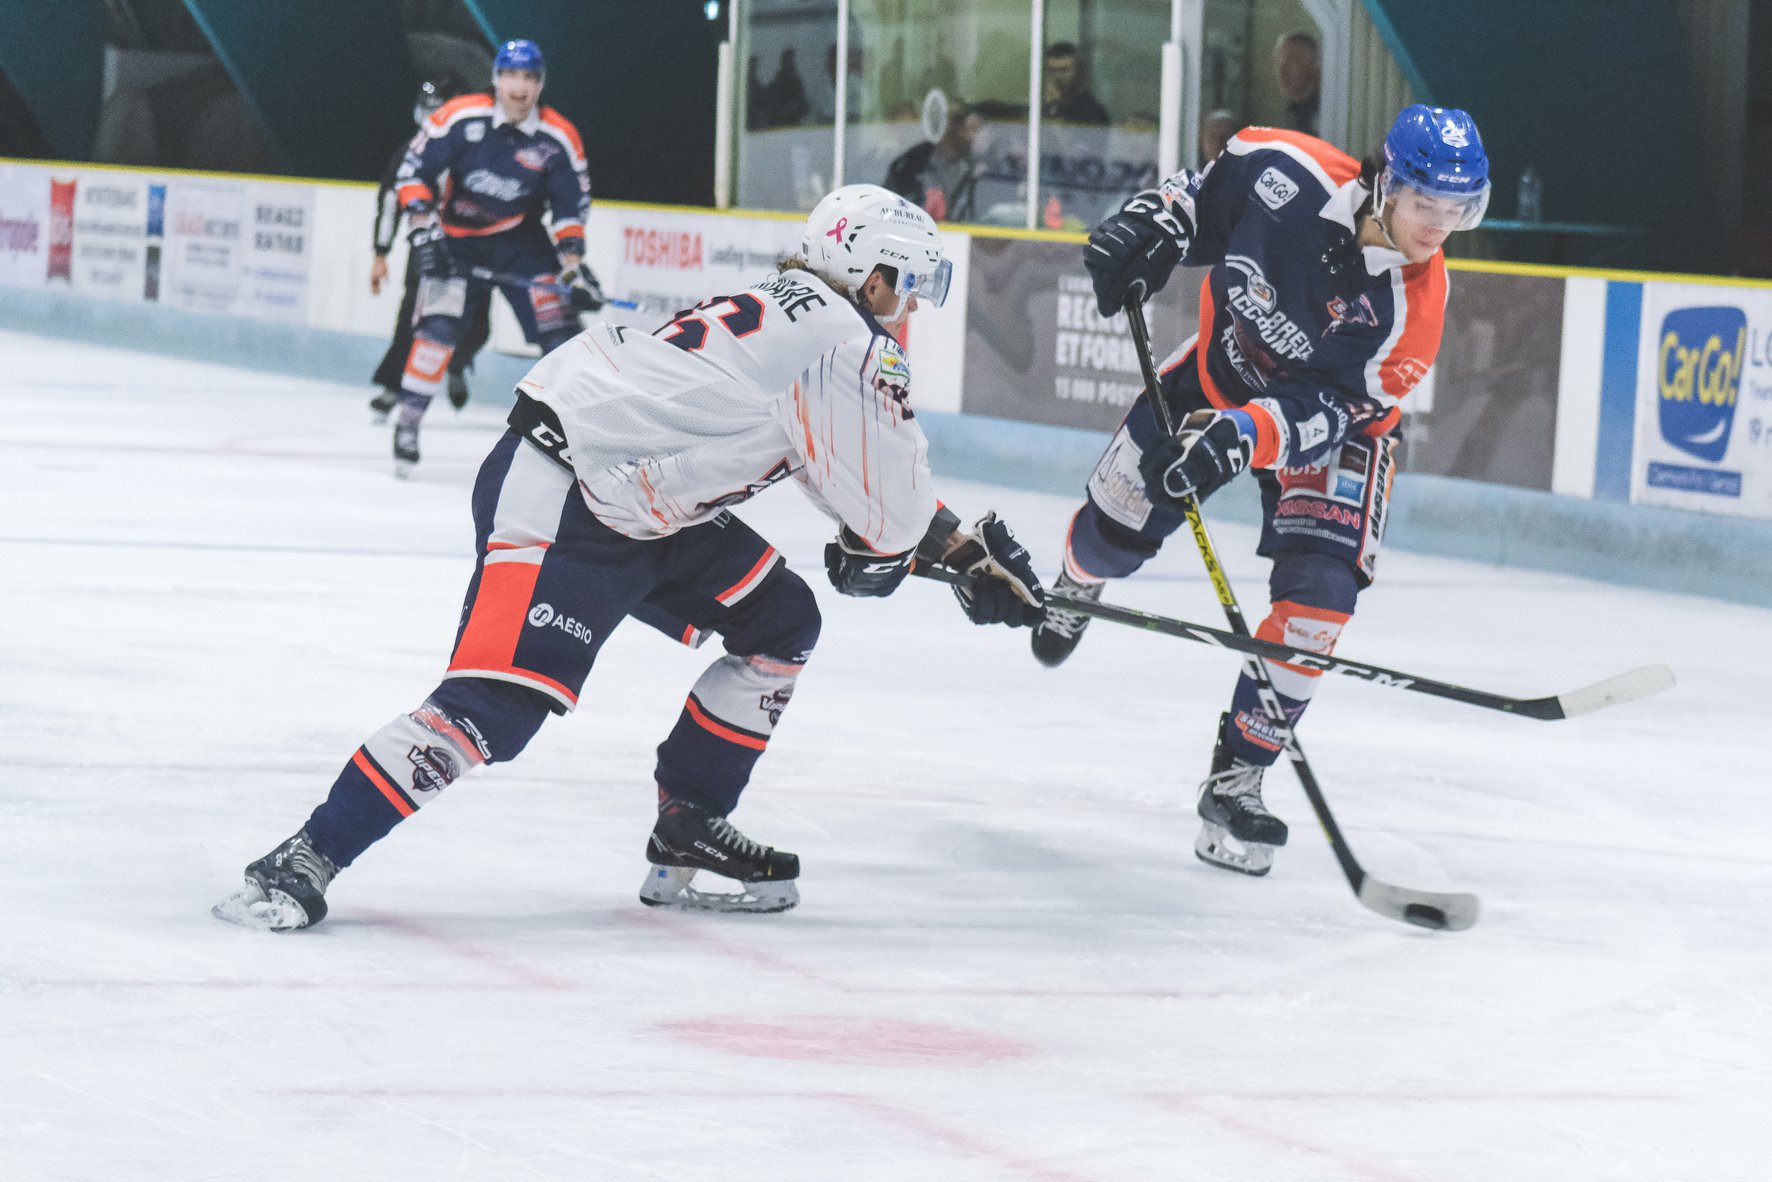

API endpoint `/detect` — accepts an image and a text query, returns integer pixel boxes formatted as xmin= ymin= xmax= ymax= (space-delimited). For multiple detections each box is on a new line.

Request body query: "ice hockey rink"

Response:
xmin=3 ymin=328 xmax=1769 ymax=1181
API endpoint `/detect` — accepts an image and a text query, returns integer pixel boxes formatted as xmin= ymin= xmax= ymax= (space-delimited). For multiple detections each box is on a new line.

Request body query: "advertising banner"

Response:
xmin=960 ymin=233 xmax=1197 ymax=434
xmin=70 ymin=174 xmax=149 ymax=299
xmin=606 ymin=205 xmax=804 ymax=314
xmin=1633 ymin=282 xmax=1772 ymax=519
xmin=0 ymin=164 xmax=48 ymax=289
xmin=163 ymin=180 xmax=314 ymax=321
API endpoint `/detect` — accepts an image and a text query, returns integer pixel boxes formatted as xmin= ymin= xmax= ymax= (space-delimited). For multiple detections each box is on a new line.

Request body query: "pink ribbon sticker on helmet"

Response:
xmin=825 ymin=217 xmax=848 ymax=243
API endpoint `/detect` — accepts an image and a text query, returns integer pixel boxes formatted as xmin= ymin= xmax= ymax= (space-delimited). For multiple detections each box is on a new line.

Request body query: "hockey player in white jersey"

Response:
xmin=214 ymin=184 xmax=1046 ymax=930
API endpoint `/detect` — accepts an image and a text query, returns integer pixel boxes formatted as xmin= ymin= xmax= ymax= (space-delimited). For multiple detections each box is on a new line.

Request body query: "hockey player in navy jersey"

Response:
xmin=1030 ymin=105 xmax=1490 ymax=876
xmin=389 ymin=39 xmax=603 ymax=475
xmin=213 ymin=184 xmax=1046 ymax=931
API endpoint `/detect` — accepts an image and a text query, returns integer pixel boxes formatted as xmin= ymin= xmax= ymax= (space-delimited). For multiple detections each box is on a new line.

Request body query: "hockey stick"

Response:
xmin=1125 ymin=296 xmax=1479 ymax=931
xmin=458 ymin=264 xmax=667 ymax=313
xmin=913 ymin=564 xmax=1669 ymax=720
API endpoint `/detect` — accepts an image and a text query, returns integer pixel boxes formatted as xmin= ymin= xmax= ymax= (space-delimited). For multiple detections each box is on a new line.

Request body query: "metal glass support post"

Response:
xmin=1026 ymin=0 xmax=1046 ymax=229
xmin=833 ymin=0 xmax=851 ymax=188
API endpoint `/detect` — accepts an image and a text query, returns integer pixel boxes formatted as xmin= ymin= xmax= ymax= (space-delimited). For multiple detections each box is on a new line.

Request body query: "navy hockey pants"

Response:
xmin=1061 ymin=347 xmax=1395 ymax=767
xmin=303 ymin=431 xmax=821 ymax=869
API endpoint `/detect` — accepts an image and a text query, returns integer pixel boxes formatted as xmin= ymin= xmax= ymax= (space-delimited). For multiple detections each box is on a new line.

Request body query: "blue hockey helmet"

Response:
xmin=1380 ymin=105 xmax=1490 ymax=231
xmin=493 ymin=39 xmax=545 ymax=83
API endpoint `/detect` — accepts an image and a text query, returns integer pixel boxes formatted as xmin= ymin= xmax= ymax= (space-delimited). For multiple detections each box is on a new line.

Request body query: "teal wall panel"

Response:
xmin=0 ymin=0 xmax=105 ymax=160
xmin=182 ymin=0 xmax=414 ymax=179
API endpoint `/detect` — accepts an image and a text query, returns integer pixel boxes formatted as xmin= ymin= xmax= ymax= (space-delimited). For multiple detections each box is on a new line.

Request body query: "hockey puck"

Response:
xmin=1403 ymin=903 xmax=1449 ymax=930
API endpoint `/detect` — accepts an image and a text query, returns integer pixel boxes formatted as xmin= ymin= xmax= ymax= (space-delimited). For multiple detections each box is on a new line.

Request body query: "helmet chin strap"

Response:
xmin=1371 ymin=177 xmax=1404 ymax=253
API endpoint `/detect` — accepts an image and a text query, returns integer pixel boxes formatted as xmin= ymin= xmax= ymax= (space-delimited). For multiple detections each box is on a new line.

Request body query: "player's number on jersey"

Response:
xmin=657 ymin=294 xmax=765 ymax=352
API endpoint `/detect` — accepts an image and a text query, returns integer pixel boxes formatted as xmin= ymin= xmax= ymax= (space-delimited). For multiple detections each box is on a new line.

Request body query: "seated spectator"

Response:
xmin=883 ymin=101 xmax=982 ymax=223
xmin=1042 ymin=42 xmax=1109 ymax=126
xmin=1272 ymin=32 xmax=1320 ymax=135
xmin=1200 ymin=108 xmax=1242 ymax=167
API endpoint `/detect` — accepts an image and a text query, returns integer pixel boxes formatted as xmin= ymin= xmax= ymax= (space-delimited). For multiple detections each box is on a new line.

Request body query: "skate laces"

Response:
xmin=1205 ymin=760 xmax=1269 ymax=809
xmin=1040 ymin=573 xmax=1103 ymax=637
xmin=284 ymin=835 xmax=337 ymax=890
xmin=706 ymin=814 xmax=766 ymax=858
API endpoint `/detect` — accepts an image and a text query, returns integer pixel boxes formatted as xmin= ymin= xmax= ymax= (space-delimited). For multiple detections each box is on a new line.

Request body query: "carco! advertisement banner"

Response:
xmin=1632 ymin=282 xmax=1772 ymax=519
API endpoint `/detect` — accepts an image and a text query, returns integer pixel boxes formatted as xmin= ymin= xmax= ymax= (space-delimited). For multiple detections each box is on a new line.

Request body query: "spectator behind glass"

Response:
xmin=883 ymin=101 xmax=983 ymax=223
xmin=755 ymin=47 xmax=810 ymax=128
xmin=1200 ymin=108 xmax=1242 ymax=168
xmin=1042 ymin=42 xmax=1110 ymax=126
xmin=1272 ymin=32 xmax=1320 ymax=136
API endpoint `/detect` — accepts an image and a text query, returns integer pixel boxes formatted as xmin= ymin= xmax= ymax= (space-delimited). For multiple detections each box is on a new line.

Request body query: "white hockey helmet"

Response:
xmin=801 ymin=184 xmax=952 ymax=317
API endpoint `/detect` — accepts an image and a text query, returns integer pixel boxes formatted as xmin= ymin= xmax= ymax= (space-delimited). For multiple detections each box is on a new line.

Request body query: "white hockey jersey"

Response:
xmin=517 ymin=268 xmax=937 ymax=555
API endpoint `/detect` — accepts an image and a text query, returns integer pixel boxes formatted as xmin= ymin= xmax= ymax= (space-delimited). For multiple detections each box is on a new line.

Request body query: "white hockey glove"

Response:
xmin=562 ymin=262 xmax=606 ymax=313
xmin=942 ymin=513 xmax=1046 ymax=627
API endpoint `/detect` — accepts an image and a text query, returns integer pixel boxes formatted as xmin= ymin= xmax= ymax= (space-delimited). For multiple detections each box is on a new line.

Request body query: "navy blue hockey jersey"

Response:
xmin=1158 ymin=128 xmax=1447 ymax=470
xmin=395 ymin=93 xmax=590 ymax=252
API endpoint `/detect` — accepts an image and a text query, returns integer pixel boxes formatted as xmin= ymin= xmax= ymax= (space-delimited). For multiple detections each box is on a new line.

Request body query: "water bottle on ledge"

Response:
xmin=1517 ymin=166 xmax=1543 ymax=222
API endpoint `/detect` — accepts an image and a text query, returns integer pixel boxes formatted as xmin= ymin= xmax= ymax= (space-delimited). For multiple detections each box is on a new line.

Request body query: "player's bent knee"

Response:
xmin=722 ymin=569 xmax=821 ymax=663
xmin=422 ymin=677 xmax=555 ymax=763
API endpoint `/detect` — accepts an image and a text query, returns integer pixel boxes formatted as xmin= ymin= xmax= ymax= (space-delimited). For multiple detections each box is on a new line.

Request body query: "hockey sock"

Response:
xmin=303 ymin=681 xmax=550 ymax=868
xmin=655 ymin=653 xmax=803 ymax=816
xmin=396 ymin=391 xmax=432 ymax=425
xmin=1065 ymin=502 xmax=1160 ymax=581
xmin=1222 ymin=597 xmax=1351 ymax=765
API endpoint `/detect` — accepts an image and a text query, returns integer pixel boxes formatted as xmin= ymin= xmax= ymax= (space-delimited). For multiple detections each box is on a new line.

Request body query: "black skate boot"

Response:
xmin=392 ymin=419 xmax=420 ymax=478
xmin=211 ymin=829 xmax=338 ymax=931
xmin=1030 ymin=569 xmax=1105 ymax=667
xmin=446 ymin=368 xmax=470 ymax=409
xmin=369 ymin=388 xmax=399 ymax=423
xmin=640 ymin=797 xmax=800 ymax=914
xmin=1194 ymin=715 xmax=1288 ymax=877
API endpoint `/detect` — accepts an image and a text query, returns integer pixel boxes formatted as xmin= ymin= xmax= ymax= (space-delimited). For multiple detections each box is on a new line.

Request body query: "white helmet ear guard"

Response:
xmin=802 ymin=184 xmax=950 ymax=313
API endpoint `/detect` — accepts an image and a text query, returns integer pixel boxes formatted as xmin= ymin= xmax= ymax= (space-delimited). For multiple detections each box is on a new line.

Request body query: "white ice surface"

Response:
xmin=2 ymin=330 xmax=1769 ymax=1181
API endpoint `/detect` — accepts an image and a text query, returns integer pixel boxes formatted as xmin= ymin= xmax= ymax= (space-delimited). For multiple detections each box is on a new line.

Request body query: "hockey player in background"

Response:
xmin=213 ymin=184 xmax=1046 ymax=930
xmin=1030 ymin=105 xmax=1489 ymax=875
xmin=389 ymin=39 xmax=605 ymax=476
xmin=367 ymin=77 xmax=491 ymax=421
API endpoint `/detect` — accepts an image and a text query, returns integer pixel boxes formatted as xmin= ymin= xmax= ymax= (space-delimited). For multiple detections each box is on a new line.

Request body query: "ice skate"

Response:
xmin=212 ymin=829 xmax=337 ymax=931
xmin=392 ymin=419 xmax=421 ymax=478
xmin=1030 ymin=569 xmax=1105 ymax=667
xmin=1194 ymin=717 xmax=1288 ymax=877
xmin=369 ymin=388 xmax=399 ymax=423
xmin=640 ymin=797 xmax=799 ymax=914
xmin=446 ymin=369 xmax=470 ymax=410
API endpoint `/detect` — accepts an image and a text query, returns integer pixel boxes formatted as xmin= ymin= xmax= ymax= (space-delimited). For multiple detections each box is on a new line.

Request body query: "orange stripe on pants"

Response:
xmin=449 ymin=560 xmax=542 ymax=675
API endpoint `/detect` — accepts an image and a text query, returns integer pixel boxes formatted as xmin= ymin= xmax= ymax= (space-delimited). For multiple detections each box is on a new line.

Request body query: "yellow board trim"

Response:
xmin=8 ymin=157 xmax=1771 ymax=288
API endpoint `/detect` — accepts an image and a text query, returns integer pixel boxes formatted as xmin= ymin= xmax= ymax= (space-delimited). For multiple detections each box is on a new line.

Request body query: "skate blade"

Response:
xmin=1194 ymin=821 xmax=1275 ymax=877
xmin=211 ymin=881 xmax=312 ymax=931
xmin=393 ymin=460 xmax=416 ymax=480
xmin=638 ymin=865 xmax=799 ymax=914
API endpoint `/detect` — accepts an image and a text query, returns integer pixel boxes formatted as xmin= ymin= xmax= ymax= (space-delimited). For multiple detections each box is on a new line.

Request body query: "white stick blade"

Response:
xmin=1558 ymin=664 xmax=1677 ymax=718
xmin=1358 ymin=880 xmax=1481 ymax=932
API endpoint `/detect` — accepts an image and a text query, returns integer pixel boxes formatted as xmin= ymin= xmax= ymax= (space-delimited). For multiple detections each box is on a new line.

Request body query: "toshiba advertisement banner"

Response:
xmin=606 ymin=207 xmax=804 ymax=313
xmin=1633 ymin=283 xmax=1772 ymax=519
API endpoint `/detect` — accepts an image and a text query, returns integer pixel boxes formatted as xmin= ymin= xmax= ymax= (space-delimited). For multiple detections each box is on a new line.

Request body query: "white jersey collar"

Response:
xmin=491 ymin=104 xmax=542 ymax=135
xmin=1319 ymin=178 xmax=1410 ymax=275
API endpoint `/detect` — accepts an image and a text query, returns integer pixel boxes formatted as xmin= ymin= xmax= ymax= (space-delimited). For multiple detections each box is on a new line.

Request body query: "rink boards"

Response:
xmin=3 ymin=155 xmax=1772 ymax=604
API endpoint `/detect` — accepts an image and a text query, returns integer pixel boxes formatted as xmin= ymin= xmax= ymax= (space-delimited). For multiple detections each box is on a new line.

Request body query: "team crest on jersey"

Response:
xmin=1325 ymin=294 xmax=1379 ymax=334
xmin=868 ymin=338 xmax=913 ymax=410
xmin=1255 ymin=167 xmax=1298 ymax=210
xmin=514 ymin=144 xmax=555 ymax=171
xmin=465 ymin=122 xmax=486 ymax=142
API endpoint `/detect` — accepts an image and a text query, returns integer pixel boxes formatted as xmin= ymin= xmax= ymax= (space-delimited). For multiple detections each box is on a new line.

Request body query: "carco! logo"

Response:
xmin=528 ymin=603 xmax=555 ymax=626
xmin=1657 ymin=306 xmax=1746 ymax=462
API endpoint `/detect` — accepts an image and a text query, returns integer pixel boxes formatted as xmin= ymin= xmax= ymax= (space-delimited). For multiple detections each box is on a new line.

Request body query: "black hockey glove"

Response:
xmin=943 ymin=513 xmax=1046 ymax=628
xmin=563 ymin=262 xmax=606 ymax=313
xmin=1139 ymin=409 xmax=1253 ymax=507
xmin=825 ymin=526 xmax=913 ymax=597
xmin=1084 ymin=191 xmax=1189 ymax=317
xmin=408 ymin=222 xmax=451 ymax=280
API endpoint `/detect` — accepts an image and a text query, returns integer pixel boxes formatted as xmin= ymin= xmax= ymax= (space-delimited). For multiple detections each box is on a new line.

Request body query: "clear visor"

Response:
xmin=1381 ymin=171 xmax=1490 ymax=232
xmin=895 ymin=257 xmax=953 ymax=308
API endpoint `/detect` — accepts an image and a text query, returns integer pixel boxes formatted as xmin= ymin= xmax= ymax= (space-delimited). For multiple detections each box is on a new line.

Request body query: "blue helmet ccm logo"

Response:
xmin=1657 ymin=306 xmax=1746 ymax=463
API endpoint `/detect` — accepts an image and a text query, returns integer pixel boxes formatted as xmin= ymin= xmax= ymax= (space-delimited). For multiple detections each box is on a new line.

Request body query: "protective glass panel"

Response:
xmin=1200 ymin=0 xmax=1326 ymax=165
xmin=1035 ymin=0 xmax=1169 ymax=232
xmin=735 ymin=0 xmax=839 ymax=211
xmin=846 ymin=0 xmax=1032 ymax=228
